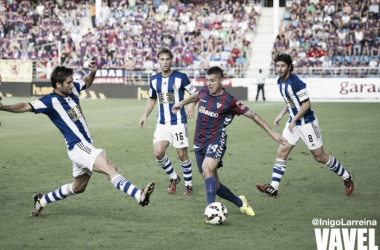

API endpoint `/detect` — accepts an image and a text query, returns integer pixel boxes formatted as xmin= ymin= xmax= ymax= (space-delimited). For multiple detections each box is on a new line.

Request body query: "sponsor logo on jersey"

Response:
xmin=199 ymin=106 xmax=219 ymax=117
xmin=200 ymin=99 xmax=207 ymax=103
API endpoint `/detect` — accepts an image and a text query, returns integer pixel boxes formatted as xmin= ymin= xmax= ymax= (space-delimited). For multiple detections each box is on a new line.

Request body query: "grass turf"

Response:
xmin=0 ymin=97 xmax=379 ymax=249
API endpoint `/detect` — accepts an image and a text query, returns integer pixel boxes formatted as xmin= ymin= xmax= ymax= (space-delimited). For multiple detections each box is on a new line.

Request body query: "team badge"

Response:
xmin=217 ymin=103 xmax=221 ymax=109
xmin=236 ymin=101 xmax=246 ymax=110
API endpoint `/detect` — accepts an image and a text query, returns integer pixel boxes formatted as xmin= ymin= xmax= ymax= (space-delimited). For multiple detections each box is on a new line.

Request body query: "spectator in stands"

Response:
xmin=342 ymin=2 xmax=352 ymax=15
xmin=341 ymin=12 xmax=350 ymax=28
xmin=369 ymin=56 xmax=378 ymax=74
xmin=307 ymin=46 xmax=318 ymax=62
xmin=235 ymin=52 xmax=246 ymax=66
xmin=371 ymin=39 xmax=379 ymax=56
xmin=369 ymin=0 xmax=379 ymax=18
xmin=362 ymin=41 xmax=371 ymax=55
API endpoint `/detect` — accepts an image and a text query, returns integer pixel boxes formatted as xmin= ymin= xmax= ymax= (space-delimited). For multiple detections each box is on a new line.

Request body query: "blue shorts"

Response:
xmin=194 ymin=143 xmax=226 ymax=173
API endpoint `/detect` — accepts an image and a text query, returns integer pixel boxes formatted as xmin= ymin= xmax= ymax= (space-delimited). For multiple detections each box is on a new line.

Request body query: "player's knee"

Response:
xmin=107 ymin=163 xmax=119 ymax=176
xmin=313 ymin=154 xmax=326 ymax=163
xmin=177 ymin=150 xmax=188 ymax=161
xmin=72 ymin=186 xmax=86 ymax=194
xmin=154 ymin=151 xmax=165 ymax=160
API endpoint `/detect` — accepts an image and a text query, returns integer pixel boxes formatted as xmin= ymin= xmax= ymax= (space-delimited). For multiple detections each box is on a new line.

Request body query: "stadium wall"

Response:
xmin=247 ymin=78 xmax=380 ymax=102
xmin=1 ymin=79 xmax=378 ymax=102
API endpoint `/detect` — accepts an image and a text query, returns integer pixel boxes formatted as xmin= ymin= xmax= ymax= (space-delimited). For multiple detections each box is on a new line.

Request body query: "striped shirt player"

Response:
xmin=256 ymin=53 xmax=354 ymax=198
xmin=149 ymin=70 xmax=197 ymax=125
xmin=0 ymin=65 xmax=155 ymax=217
xmin=172 ymin=66 xmax=286 ymax=217
xmin=140 ymin=48 xmax=197 ymax=195
xmin=278 ymin=74 xmax=316 ymax=126
xmin=30 ymin=80 xmax=92 ymax=151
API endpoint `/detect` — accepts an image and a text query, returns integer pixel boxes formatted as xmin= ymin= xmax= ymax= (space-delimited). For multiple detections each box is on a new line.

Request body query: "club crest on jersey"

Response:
xmin=67 ymin=104 xmax=83 ymax=122
xmin=217 ymin=103 xmax=221 ymax=109
xmin=236 ymin=101 xmax=246 ymax=110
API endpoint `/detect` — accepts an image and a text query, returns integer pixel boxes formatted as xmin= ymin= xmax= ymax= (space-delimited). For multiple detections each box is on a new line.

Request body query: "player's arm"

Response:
xmin=244 ymin=110 xmax=287 ymax=146
xmin=82 ymin=61 xmax=97 ymax=89
xmin=139 ymin=98 xmax=157 ymax=129
xmin=172 ymin=91 xmax=199 ymax=114
xmin=274 ymin=105 xmax=288 ymax=127
xmin=0 ymin=97 xmax=33 ymax=113
xmin=186 ymin=100 xmax=198 ymax=119
xmin=288 ymin=99 xmax=311 ymax=132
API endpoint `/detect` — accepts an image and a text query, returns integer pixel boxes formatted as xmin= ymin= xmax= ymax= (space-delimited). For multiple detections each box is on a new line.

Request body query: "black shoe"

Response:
xmin=256 ymin=183 xmax=278 ymax=197
xmin=31 ymin=193 xmax=44 ymax=217
xmin=139 ymin=182 xmax=155 ymax=207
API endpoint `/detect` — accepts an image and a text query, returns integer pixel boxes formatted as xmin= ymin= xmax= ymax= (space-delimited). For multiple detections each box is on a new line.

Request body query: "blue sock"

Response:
xmin=205 ymin=177 xmax=217 ymax=205
xmin=217 ymin=183 xmax=243 ymax=208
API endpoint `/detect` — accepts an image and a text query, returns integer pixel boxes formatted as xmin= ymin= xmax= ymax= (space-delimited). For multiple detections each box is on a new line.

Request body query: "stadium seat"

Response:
xmin=354 ymin=56 xmax=361 ymax=63
xmin=344 ymin=56 xmax=352 ymax=64
xmin=283 ymin=11 xmax=291 ymax=20
xmin=335 ymin=56 xmax=343 ymax=64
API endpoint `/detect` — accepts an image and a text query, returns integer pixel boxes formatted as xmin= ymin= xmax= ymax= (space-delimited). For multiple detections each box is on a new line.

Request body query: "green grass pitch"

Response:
xmin=0 ymin=97 xmax=379 ymax=249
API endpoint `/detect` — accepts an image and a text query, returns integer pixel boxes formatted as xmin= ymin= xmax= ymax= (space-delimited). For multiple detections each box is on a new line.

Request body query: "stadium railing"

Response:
xmin=32 ymin=61 xmax=248 ymax=85
xmin=269 ymin=67 xmax=379 ymax=78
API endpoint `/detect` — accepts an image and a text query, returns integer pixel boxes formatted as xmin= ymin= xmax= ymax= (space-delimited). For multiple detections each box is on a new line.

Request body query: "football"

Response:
xmin=204 ymin=202 xmax=228 ymax=225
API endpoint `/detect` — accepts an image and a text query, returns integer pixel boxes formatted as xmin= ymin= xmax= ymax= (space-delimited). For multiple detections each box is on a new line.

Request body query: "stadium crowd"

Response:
xmin=0 ymin=0 xmax=261 ymax=80
xmin=271 ymin=0 xmax=380 ymax=77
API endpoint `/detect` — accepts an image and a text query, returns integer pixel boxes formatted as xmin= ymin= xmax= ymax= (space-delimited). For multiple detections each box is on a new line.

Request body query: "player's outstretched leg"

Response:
xmin=30 ymin=183 xmax=76 ymax=217
xmin=256 ymin=159 xmax=286 ymax=197
xmin=216 ymin=183 xmax=255 ymax=216
xmin=181 ymin=159 xmax=193 ymax=195
xmin=325 ymin=155 xmax=354 ymax=196
xmin=111 ymin=174 xmax=155 ymax=206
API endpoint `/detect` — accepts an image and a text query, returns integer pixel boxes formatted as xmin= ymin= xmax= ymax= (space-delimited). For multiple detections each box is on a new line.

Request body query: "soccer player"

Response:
xmin=172 ymin=66 xmax=287 ymax=216
xmin=0 ymin=64 xmax=155 ymax=216
xmin=256 ymin=53 xmax=354 ymax=197
xmin=139 ymin=48 xmax=198 ymax=195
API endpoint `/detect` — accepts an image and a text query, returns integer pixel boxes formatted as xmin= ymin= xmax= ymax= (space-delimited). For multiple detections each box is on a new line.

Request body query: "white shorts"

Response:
xmin=68 ymin=142 xmax=105 ymax=177
xmin=282 ymin=118 xmax=323 ymax=150
xmin=153 ymin=124 xmax=189 ymax=148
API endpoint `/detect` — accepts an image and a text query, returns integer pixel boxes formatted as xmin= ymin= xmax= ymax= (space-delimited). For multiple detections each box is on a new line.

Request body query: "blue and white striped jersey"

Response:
xmin=277 ymin=74 xmax=316 ymax=125
xmin=29 ymin=80 xmax=92 ymax=150
xmin=149 ymin=70 xmax=197 ymax=125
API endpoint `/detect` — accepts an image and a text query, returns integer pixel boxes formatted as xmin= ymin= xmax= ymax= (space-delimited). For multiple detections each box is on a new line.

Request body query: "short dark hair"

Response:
xmin=157 ymin=47 xmax=173 ymax=59
xmin=206 ymin=66 xmax=224 ymax=78
xmin=51 ymin=66 xmax=73 ymax=88
xmin=274 ymin=53 xmax=294 ymax=72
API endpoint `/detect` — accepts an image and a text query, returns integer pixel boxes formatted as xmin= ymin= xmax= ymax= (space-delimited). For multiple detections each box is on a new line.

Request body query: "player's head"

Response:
xmin=51 ymin=66 xmax=74 ymax=97
xmin=206 ymin=66 xmax=224 ymax=96
xmin=157 ymin=48 xmax=173 ymax=73
xmin=274 ymin=53 xmax=294 ymax=79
